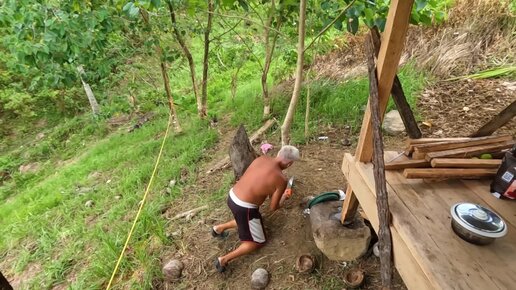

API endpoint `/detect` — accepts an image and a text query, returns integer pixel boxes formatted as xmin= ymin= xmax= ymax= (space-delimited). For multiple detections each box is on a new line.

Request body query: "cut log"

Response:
xmin=385 ymin=159 xmax=430 ymax=170
xmin=414 ymin=135 xmax=512 ymax=153
xmin=206 ymin=119 xmax=276 ymax=174
xmin=403 ymin=168 xmax=497 ymax=179
xmin=425 ymin=140 xmax=516 ymax=161
xmin=412 ymin=152 xmax=427 ymax=160
xmin=230 ymin=125 xmax=259 ymax=180
xmin=431 ymin=158 xmax=502 ymax=168
xmin=471 ymin=100 xmax=516 ymax=137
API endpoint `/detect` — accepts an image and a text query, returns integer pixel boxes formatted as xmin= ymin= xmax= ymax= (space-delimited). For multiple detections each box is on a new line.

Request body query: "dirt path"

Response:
xmin=160 ymin=128 xmax=406 ymax=290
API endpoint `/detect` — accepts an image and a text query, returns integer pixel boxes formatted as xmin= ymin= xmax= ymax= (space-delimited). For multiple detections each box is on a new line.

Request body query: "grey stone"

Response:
xmin=163 ymin=259 xmax=184 ymax=281
xmin=309 ymin=200 xmax=371 ymax=261
xmin=251 ymin=268 xmax=269 ymax=290
xmin=382 ymin=110 xmax=405 ymax=135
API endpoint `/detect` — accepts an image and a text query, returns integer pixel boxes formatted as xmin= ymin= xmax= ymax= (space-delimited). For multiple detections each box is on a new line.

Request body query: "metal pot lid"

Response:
xmin=451 ymin=203 xmax=507 ymax=238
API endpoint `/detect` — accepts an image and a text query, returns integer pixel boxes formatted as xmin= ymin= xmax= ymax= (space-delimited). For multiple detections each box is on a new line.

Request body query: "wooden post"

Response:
xmin=370 ymin=27 xmax=421 ymax=139
xmin=0 ymin=271 xmax=13 ymax=290
xmin=471 ymin=100 xmax=516 ymax=137
xmin=366 ymin=33 xmax=393 ymax=289
xmin=341 ymin=0 xmax=414 ymax=224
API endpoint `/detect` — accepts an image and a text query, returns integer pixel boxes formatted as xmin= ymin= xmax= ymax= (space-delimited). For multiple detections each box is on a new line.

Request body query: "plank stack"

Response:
xmin=386 ymin=135 xmax=515 ymax=179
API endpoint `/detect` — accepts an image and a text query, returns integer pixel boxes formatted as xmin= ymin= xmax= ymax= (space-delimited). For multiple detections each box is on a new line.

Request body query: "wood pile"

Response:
xmin=386 ymin=135 xmax=515 ymax=179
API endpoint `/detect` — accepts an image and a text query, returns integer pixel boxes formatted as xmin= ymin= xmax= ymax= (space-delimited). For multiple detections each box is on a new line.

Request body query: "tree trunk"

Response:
xmin=166 ymin=0 xmax=201 ymax=117
xmin=0 ymin=271 xmax=13 ymax=290
xmin=231 ymin=66 xmax=241 ymax=100
xmin=281 ymin=0 xmax=306 ymax=146
xmin=160 ymin=62 xmax=182 ymax=133
xmin=471 ymin=100 xmax=516 ymax=137
xmin=261 ymin=0 xmax=276 ymax=117
xmin=366 ymin=33 xmax=393 ymax=289
xmin=200 ymin=0 xmax=214 ymax=118
xmin=77 ymin=66 xmax=100 ymax=116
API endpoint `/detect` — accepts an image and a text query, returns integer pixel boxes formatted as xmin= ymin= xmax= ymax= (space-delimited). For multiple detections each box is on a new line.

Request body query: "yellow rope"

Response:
xmin=106 ymin=113 xmax=173 ymax=290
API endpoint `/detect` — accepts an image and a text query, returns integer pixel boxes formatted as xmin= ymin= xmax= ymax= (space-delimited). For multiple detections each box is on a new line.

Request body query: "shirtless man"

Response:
xmin=212 ymin=145 xmax=300 ymax=272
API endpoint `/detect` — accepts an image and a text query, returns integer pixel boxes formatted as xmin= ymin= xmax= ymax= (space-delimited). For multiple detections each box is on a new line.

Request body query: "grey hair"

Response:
xmin=277 ymin=145 xmax=300 ymax=161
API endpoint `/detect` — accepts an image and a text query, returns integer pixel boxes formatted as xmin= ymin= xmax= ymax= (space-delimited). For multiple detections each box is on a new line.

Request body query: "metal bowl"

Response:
xmin=450 ymin=203 xmax=507 ymax=245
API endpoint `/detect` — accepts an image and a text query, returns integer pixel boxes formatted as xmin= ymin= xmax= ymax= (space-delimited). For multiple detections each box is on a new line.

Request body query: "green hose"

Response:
xmin=307 ymin=192 xmax=341 ymax=209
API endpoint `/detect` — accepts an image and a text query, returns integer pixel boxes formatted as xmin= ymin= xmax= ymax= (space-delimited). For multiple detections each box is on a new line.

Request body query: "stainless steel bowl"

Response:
xmin=450 ymin=202 xmax=507 ymax=245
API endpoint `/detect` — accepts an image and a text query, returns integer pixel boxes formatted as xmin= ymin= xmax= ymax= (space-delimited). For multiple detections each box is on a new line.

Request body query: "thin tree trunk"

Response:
xmin=281 ymin=0 xmax=306 ymax=145
xmin=261 ymin=0 xmax=276 ymax=117
xmin=160 ymin=62 xmax=182 ymax=133
xmin=366 ymin=33 xmax=393 ymax=289
xmin=231 ymin=66 xmax=241 ymax=100
xmin=304 ymin=79 xmax=310 ymax=142
xmin=0 ymin=271 xmax=13 ymax=290
xmin=200 ymin=0 xmax=214 ymax=118
xmin=166 ymin=0 xmax=201 ymax=117
xmin=77 ymin=66 xmax=100 ymax=116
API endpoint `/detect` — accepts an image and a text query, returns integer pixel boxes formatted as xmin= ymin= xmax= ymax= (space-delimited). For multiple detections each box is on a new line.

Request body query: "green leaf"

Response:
xmin=415 ymin=0 xmax=427 ymax=12
xmin=150 ymin=0 xmax=161 ymax=9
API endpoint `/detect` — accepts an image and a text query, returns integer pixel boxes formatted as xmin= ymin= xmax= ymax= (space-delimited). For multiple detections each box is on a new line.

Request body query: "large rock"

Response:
xmin=251 ymin=268 xmax=269 ymax=290
xmin=382 ymin=110 xmax=405 ymax=135
xmin=309 ymin=200 xmax=371 ymax=261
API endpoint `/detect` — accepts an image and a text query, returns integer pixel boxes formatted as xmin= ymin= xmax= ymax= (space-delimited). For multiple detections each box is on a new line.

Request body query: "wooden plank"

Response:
xmin=370 ymin=27 xmax=421 ymax=139
xmin=471 ymin=100 xmax=516 ymax=137
xmin=354 ymin=154 xmax=486 ymax=289
xmin=410 ymin=173 xmax=516 ymax=289
xmin=411 ymin=152 xmax=427 ymax=160
xmin=342 ymin=0 xmax=414 ymax=225
xmin=384 ymin=163 xmax=508 ymax=289
xmin=414 ymin=135 xmax=513 ymax=153
xmin=425 ymin=140 xmax=515 ymax=161
xmin=431 ymin=158 xmax=502 ymax=168
xmin=406 ymin=137 xmax=471 ymax=147
xmin=385 ymin=159 xmax=430 ymax=170
xmin=403 ymin=168 xmax=497 ymax=179
xmin=342 ymin=154 xmax=433 ymax=290
xmin=340 ymin=184 xmax=359 ymax=223
xmin=461 ymin=180 xmax=516 ymax=229
xmin=355 ymin=0 xmax=414 ymax=162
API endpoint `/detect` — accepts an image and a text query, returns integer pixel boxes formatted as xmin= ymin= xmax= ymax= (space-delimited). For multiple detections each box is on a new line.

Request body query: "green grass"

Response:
xmin=0 ymin=28 xmax=429 ymax=289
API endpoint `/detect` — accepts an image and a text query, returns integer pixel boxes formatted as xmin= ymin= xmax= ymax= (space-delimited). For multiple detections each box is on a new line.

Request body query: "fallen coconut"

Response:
xmin=343 ymin=268 xmax=365 ymax=289
xmin=296 ymin=254 xmax=316 ymax=273
xmin=251 ymin=268 xmax=269 ymax=290
xmin=162 ymin=259 xmax=184 ymax=281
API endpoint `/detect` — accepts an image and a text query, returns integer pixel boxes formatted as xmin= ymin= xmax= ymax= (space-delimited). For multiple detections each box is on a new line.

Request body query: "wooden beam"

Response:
xmin=371 ymin=27 xmax=422 ymax=139
xmin=430 ymin=158 xmax=502 ymax=168
xmin=406 ymin=137 xmax=471 ymax=147
xmin=341 ymin=0 xmax=414 ymax=225
xmin=414 ymin=135 xmax=513 ymax=153
xmin=403 ymin=168 xmax=497 ymax=179
xmin=366 ymin=33 xmax=393 ymax=288
xmin=385 ymin=159 xmax=430 ymax=170
xmin=355 ymin=0 xmax=414 ymax=162
xmin=425 ymin=140 xmax=515 ymax=161
xmin=471 ymin=100 xmax=516 ymax=137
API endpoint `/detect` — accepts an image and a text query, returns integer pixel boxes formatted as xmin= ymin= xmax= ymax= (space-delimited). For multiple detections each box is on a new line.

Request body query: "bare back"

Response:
xmin=233 ymin=156 xmax=286 ymax=206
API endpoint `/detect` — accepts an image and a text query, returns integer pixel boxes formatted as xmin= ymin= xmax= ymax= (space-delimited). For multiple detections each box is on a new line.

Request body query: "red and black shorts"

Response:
xmin=228 ymin=188 xmax=267 ymax=244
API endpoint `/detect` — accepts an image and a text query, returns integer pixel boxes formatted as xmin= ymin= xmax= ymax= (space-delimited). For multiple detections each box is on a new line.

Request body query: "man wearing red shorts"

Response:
xmin=211 ymin=145 xmax=300 ymax=272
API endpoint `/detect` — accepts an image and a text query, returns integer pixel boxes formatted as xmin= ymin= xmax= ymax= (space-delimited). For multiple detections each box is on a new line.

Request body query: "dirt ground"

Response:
xmin=418 ymin=79 xmax=516 ymax=138
xmin=160 ymin=125 xmax=407 ymax=290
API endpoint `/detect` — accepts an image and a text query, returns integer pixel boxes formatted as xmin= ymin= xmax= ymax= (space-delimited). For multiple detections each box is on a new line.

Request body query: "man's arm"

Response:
xmin=269 ymin=176 xmax=287 ymax=211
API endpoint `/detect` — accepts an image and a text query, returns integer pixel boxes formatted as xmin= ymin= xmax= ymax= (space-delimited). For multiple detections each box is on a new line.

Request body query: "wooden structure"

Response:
xmin=339 ymin=0 xmax=516 ymax=289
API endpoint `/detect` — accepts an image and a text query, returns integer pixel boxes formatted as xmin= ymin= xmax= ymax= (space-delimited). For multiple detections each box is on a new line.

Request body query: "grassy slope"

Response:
xmin=0 ymin=29 xmax=428 ymax=289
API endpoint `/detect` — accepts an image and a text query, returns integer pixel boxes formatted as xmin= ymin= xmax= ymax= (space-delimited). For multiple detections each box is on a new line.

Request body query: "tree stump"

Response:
xmin=0 ymin=271 xmax=13 ymax=290
xmin=230 ymin=125 xmax=258 ymax=180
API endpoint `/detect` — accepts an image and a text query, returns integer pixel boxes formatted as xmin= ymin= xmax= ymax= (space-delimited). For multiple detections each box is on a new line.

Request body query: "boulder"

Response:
xmin=163 ymin=259 xmax=184 ymax=281
xmin=309 ymin=200 xmax=371 ymax=261
xmin=382 ymin=110 xmax=405 ymax=135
